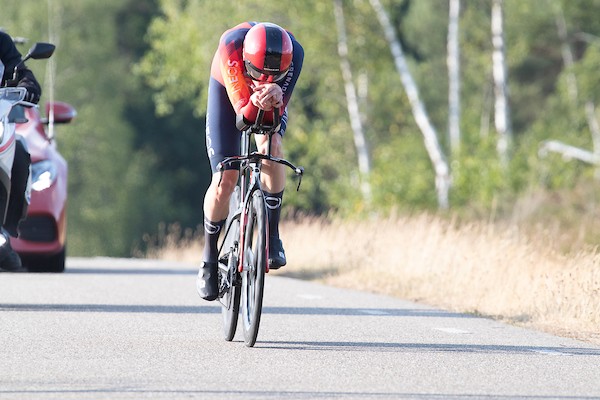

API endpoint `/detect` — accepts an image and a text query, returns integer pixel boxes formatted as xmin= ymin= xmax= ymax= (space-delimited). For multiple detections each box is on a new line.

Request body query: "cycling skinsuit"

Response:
xmin=205 ymin=21 xmax=304 ymax=172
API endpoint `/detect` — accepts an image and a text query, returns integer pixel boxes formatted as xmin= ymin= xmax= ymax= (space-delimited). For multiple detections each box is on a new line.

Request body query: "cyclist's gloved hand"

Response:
xmin=251 ymin=83 xmax=283 ymax=111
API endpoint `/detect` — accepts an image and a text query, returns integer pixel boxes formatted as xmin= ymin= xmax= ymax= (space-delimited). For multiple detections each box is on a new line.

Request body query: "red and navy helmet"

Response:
xmin=243 ymin=23 xmax=293 ymax=83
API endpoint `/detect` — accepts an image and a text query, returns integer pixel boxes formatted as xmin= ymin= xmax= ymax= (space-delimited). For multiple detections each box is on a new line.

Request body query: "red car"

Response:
xmin=11 ymin=101 xmax=76 ymax=272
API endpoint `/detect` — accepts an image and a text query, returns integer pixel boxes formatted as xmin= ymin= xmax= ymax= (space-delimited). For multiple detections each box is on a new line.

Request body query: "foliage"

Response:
xmin=5 ymin=0 xmax=600 ymax=256
xmin=4 ymin=0 xmax=204 ymax=256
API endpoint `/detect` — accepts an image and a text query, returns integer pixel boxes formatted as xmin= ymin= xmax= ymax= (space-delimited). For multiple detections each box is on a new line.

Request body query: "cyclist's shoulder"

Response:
xmin=219 ymin=22 xmax=254 ymax=44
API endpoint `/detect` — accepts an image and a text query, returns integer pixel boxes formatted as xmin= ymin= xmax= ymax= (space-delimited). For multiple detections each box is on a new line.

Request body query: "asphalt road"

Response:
xmin=0 ymin=258 xmax=599 ymax=400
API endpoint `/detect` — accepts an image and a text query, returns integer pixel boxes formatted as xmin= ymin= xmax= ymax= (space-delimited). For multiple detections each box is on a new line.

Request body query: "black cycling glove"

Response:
xmin=16 ymin=68 xmax=42 ymax=104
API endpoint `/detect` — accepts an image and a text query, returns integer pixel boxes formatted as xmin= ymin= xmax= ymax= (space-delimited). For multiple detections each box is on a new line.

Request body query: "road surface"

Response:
xmin=1 ymin=258 xmax=599 ymax=399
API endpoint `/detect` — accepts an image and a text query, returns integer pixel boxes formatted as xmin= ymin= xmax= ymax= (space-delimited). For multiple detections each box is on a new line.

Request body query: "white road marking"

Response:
xmin=530 ymin=349 xmax=572 ymax=356
xmin=359 ymin=309 xmax=391 ymax=315
xmin=435 ymin=327 xmax=472 ymax=334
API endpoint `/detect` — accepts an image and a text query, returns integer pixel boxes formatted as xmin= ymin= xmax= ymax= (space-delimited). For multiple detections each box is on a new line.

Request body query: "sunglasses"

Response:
xmin=245 ymin=61 xmax=289 ymax=83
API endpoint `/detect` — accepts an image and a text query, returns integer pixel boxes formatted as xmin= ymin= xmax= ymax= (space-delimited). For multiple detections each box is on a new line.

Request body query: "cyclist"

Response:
xmin=197 ymin=22 xmax=304 ymax=301
xmin=0 ymin=30 xmax=41 ymax=271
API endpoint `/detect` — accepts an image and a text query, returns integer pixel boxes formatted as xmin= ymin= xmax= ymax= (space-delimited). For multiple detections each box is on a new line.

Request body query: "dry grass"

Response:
xmin=147 ymin=214 xmax=600 ymax=345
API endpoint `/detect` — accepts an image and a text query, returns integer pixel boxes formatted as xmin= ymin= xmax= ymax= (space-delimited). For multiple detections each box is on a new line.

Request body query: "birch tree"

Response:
xmin=447 ymin=0 xmax=461 ymax=156
xmin=491 ymin=0 xmax=512 ymax=166
xmin=369 ymin=0 xmax=451 ymax=209
xmin=333 ymin=0 xmax=372 ymax=203
xmin=538 ymin=1 xmax=600 ymax=173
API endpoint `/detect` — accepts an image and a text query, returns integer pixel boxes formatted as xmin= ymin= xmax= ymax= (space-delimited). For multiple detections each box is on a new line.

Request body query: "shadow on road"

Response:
xmin=65 ymin=268 xmax=197 ymax=275
xmin=0 ymin=303 xmax=472 ymax=319
xmin=258 ymin=340 xmax=600 ymax=356
xmin=1 ymin=388 xmax=596 ymax=400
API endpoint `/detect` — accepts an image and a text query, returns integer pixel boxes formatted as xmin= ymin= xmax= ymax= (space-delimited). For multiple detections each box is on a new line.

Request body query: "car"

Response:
xmin=10 ymin=100 xmax=76 ymax=272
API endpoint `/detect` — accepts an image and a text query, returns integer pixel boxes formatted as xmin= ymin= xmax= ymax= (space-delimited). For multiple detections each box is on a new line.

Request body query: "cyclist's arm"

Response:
xmin=217 ymin=27 xmax=252 ymax=115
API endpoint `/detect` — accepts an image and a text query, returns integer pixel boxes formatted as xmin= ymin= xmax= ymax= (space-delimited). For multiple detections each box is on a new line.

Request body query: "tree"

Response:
xmin=333 ymin=0 xmax=372 ymax=203
xmin=368 ymin=0 xmax=451 ymax=209
xmin=4 ymin=1 xmax=187 ymax=256
xmin=538 ymin=1 xmax=600 ymax=174
xmin=447 ymin=0 xmax=461 ymax=156
xmin=491 ymin=0 xmax=512 ymax=166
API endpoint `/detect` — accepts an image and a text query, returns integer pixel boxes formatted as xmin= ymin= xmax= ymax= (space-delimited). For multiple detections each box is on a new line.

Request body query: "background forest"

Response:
xmin=3 ymin=0 xmax=600 ymax=257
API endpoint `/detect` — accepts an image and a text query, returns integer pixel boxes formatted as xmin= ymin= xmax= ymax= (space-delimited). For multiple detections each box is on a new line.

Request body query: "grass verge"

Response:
xmin=146 ymin=214 xmax=600 ymax=345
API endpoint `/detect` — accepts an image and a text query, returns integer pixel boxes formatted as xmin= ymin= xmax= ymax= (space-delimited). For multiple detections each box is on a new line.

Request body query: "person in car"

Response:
xmin=197 ymin=21 xmax=304 ymax=300
xmin=0 ymin=30 xmax=42 ymax=271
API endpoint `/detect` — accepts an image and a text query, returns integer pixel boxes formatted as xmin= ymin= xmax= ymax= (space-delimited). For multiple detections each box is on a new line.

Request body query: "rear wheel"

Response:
xmin=219 ymin=187 xmax=241 ymax=341
xmin=220 ymin=250 xmax=240 ymax=341
xmin=241 ymin=190 xmax=267 ymax=347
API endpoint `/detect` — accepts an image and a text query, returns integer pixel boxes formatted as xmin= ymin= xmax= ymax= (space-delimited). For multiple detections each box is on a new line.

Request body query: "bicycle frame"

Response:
xmin=217 ymin=108 xmax=304 ymax=275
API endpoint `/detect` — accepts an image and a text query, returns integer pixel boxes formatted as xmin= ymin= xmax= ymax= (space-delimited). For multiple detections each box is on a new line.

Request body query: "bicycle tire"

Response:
xmin=219 ymin=186 xmax=241 ymax=341
xmin=240 ymin=189 xmax=267 ymax=347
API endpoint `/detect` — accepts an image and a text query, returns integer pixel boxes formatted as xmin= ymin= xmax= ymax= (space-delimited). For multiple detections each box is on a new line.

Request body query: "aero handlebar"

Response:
xmin=216 ymin=106 xmax=304 ymax=191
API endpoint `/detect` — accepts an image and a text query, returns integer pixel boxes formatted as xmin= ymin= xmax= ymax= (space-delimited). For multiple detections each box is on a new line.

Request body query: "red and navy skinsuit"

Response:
xmin=205 ymin=22 xmax=304 ymax=172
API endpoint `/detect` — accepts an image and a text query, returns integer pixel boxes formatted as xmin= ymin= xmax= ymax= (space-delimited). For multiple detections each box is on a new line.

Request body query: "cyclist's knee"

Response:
xmin=210 ymin=170 xmax=237 ymax=199
xmin=270 ymin=141 xmax=284 ymax=158
xmin=264 ymin=134 xmax=284 ymax=158
xmin=256 ymin=133 xmax=284 ymax=158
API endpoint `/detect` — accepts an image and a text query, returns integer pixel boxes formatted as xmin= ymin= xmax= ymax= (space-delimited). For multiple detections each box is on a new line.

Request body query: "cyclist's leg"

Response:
xmin=198 ymin=77 xmax=240 ymax=300
xmin=203 ymin=77 xmax=241 ymax=261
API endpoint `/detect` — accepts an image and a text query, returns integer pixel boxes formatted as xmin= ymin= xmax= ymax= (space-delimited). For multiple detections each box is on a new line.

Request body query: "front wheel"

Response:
xmin=240 ymin=190 xmax=267 ymax=347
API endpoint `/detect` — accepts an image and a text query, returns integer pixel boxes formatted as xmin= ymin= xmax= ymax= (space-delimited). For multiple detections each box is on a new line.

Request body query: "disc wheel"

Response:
xmin=240 ymin=190 xmax=267 ymax=347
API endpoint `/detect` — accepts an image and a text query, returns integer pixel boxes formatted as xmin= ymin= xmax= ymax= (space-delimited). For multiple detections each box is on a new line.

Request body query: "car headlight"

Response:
xmin=31 ymin=160 xmax=57 ymax=191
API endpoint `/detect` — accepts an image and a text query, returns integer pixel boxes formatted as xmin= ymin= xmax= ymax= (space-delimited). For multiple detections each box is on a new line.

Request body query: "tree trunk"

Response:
xmin=554 ymin=1 xmax=578 ymax=104
xmin=491 ymin=0 xmax=512 ymax=166
xmin=333 ymin=0 xmax=372 ymax=203
xmin=447 ymin=0 xmax=461 ymax=156
xmin=369 ymin=0 xmax=451 ymax=209
xmin=539 ymin=2 xmax=600 ymax=177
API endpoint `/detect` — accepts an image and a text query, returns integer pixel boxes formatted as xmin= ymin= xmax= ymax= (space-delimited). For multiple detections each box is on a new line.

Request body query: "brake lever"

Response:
xmin=295 ymin=167 xmax=304 ymax=191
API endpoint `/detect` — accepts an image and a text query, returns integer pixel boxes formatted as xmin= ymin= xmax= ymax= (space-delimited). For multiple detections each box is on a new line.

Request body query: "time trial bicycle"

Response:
xmin=215 ymin=108 xmax=304 ymax=347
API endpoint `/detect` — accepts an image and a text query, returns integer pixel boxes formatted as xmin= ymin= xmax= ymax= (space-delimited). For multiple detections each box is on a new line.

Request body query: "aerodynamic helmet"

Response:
xmin=243 ymin=22 xmax=293 ymax=83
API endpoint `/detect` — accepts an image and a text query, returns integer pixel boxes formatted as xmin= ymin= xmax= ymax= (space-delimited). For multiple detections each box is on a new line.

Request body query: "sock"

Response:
xmin=202 ymin=217 xmax=226 ymax=263
xmin=264 ymin=190 xmax=284 ymax=239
